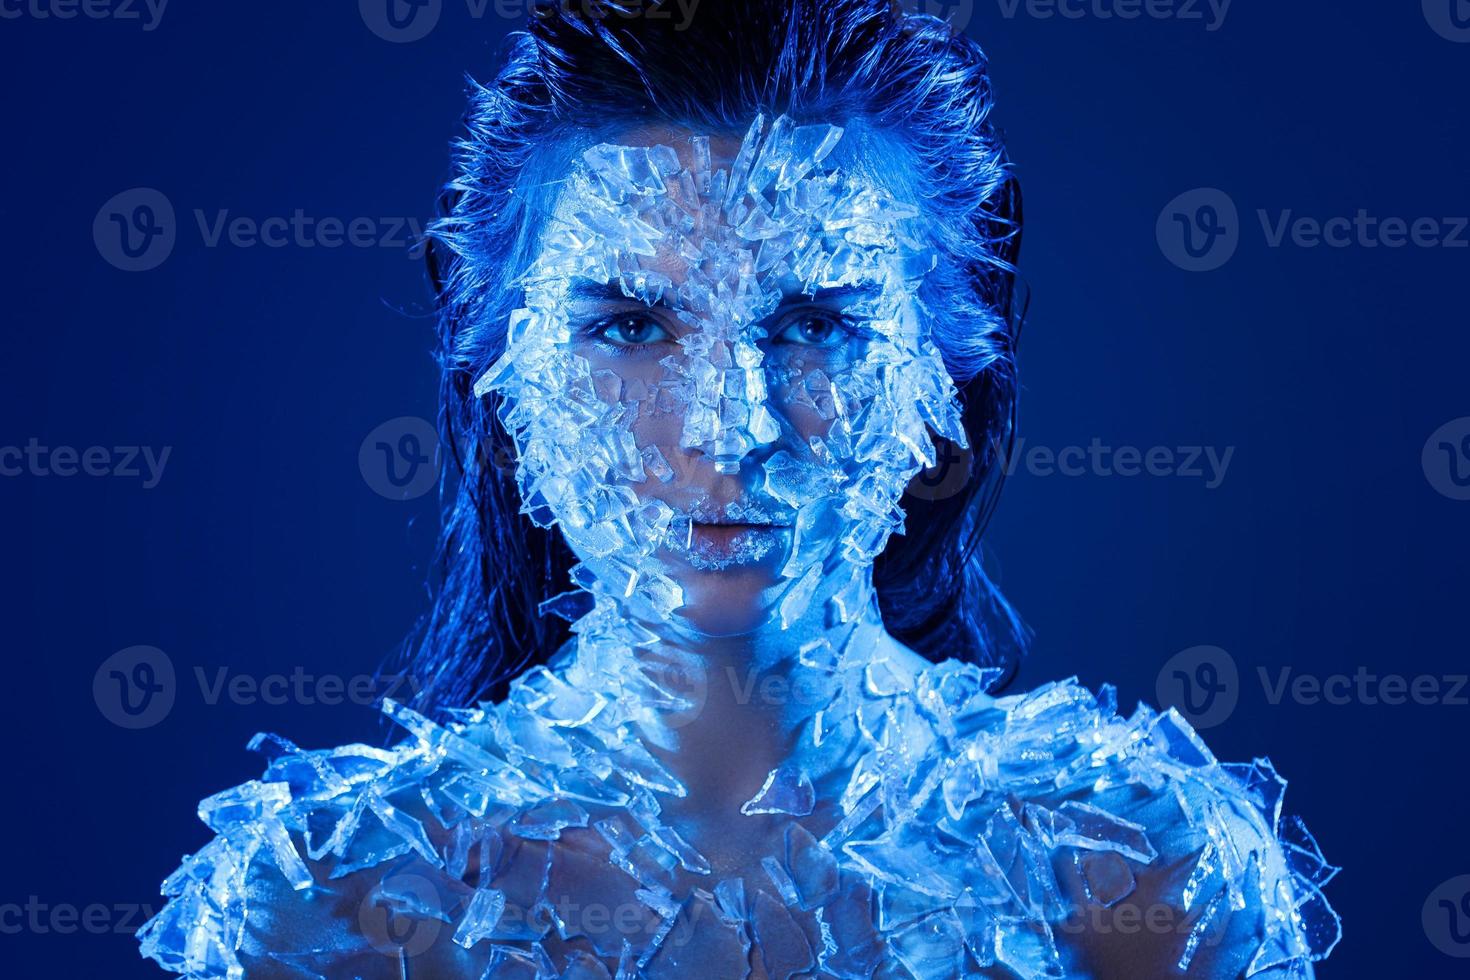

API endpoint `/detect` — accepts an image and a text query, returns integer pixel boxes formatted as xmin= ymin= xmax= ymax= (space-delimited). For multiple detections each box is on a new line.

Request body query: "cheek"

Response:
xmin=774 ymin=399 xmax=830 ymax=443
xmin=763 ymin=343 xmax=871 ymax=442
xmin=573 ymin=348 xmax=689 ymax=482
xmin=580 ymin=346 xmax=668 ymax=392
xmin=629 ymin=404 xmax=685 ymax=464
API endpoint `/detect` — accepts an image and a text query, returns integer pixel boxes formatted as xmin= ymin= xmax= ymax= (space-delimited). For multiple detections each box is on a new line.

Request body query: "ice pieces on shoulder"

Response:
xmin=139 ymin=660 xmax=1337 ymax=979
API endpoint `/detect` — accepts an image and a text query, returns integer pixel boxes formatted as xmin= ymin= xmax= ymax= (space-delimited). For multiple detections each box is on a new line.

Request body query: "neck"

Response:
xmin=574 ymin=562 xmax=921 ymax=812
xmin=634 ymin=559 xmax=886 ymax=707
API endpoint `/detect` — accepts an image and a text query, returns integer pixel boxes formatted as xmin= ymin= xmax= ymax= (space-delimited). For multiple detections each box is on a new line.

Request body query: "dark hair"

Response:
xmin=402 ymin=0 xmax=1028 ymax=716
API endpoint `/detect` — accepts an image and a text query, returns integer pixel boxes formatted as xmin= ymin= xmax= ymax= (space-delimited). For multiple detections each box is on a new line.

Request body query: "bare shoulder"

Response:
xmin=140 ymin=734 xmax=444 ymax=977
xmin=1042 ymin=776 xmax=1299 ymax=979
xmin=136 ymin=696 xmax=678 ymax=978
xmin=964 ymin=681 xmax=1340 ymax=980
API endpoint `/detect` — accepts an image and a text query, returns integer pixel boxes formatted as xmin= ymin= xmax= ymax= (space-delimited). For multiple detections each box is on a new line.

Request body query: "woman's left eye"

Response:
xmin=771 ymin=310 xmax=850 ymax=348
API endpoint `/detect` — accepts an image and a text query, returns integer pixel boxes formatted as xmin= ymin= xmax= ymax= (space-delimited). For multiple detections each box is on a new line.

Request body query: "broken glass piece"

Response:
xmin=784 ymin=824 xmax=840 ymax=910
xmin=1178 ymin=889 xmax=1227 ymax=972
xmin=890 ymin=909 xmax=968 ymax=980
xmin=483 ymin=943 xmax=545 ymax=979
xmin=1074 ymin=850 xmax=1136 ymax=908
xmin=991 ymin=916 xmax=1065 ymax=980
xmin=509 ymin=799 xmax=589 ymax=840
xmin=1054 ymin=800 xmax=1159 ymax=865
xmin=643 ymin=890 xmax=750 ymax=980
xmin=761 ymin=855 xmax=801 ymax=907
xmin=750 ymin=890 xmax=815 ymax=979
xmin=740 ymin=766 xmax=815 ymax=817
xmin=562 ymin=950 xmax=614 ymax=979
xmin=452 ymin=886 xmax=506 ymax=949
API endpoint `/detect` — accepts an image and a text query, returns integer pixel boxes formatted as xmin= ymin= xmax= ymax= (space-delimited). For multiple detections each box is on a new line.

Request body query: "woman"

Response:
xmin=138 ymin=2 xmax=1338 ymax=977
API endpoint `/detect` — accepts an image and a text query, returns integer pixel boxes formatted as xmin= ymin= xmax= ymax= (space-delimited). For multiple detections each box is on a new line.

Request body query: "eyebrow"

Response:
xmin=563 ymin=279 xmax=883 ymax=308
xmin=791 ymin=284 xmax=883 ymax=306
xmin=566 ymin=279 xmax=645 ymax=306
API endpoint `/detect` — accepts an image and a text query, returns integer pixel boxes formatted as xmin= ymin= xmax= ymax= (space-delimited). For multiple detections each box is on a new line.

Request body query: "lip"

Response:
xmin=675 ymin=521 xmax=791 ymax=570
xmin=693 ymin=520 xmax=794 ymax=530
xmin=686 ymin=501 xmax=797 ymax=526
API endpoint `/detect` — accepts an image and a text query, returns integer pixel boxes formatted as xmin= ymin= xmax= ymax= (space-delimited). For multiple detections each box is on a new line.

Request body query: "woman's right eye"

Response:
xmin=592 ymin=313 xmax=672 ymax=348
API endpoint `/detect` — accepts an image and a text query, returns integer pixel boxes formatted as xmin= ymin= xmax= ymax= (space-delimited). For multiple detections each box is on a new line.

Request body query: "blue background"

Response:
xmin=3 ymin=2 xmax=1468 ymax=976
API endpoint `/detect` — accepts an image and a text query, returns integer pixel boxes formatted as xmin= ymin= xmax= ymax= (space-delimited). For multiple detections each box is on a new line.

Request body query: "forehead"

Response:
xmin=531 ymin=117 xmax=928 ymax=295
xmin=619 ymin=122 xmax=745 ymax=168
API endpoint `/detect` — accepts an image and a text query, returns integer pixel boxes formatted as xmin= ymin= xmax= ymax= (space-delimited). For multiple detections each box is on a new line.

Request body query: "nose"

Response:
xmin=687 ymin=339 xmax=779 ymax=474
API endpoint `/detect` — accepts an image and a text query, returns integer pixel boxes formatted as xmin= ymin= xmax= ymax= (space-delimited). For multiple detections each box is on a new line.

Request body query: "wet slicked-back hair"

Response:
xmin=407 ymin=0 xmax=1029 ymax=715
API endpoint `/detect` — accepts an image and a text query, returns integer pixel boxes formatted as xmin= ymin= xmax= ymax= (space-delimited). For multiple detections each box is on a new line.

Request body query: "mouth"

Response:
xmin=664 ymin=501 xmax=795 ymax=570
xmin=681 ymin=524 xmax=789 ymax=570
xmin=693 ymin=520 xmax=791 ymax=532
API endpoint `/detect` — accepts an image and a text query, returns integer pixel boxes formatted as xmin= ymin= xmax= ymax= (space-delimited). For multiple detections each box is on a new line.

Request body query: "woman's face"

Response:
xmin=480 ymin=116 xmax=966 ymax=637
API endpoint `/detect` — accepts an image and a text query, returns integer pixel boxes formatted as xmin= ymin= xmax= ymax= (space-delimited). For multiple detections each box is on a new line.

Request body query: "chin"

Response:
xmin=659 ymin=536 xmax=793 ymax=636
